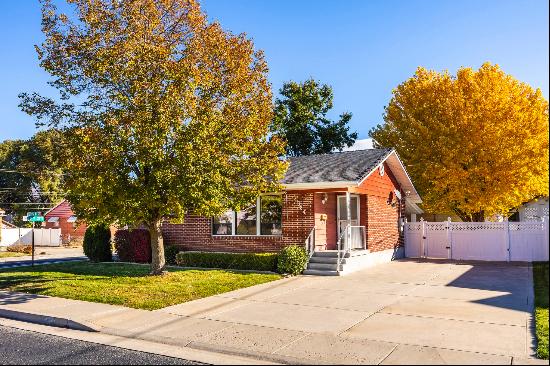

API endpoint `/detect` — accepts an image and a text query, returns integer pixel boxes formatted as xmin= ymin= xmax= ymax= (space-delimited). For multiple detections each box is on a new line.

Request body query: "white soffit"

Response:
xmin=385 ymin=152 xmax=422 ymax=203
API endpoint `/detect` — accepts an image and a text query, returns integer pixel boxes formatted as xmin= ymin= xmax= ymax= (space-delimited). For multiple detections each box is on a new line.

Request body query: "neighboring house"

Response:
xmin=1 ymin=219 xmax=16 ymax=229
xmin=420 ymin=197 xmax=550 ymax=223
xmin=511 ymin=197 xmax=549 ymax=222
xmin=162 ymin=148 xmax=422 ymax=275
xmin=44 ymin=200 xmax=87 ymax=244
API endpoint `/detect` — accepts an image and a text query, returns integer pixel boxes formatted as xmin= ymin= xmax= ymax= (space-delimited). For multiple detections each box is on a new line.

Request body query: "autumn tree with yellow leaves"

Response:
xmin=370 ymin=63 xmax=549 ymax=221
xmin=19 ymin=0 xmax=286 ymax=274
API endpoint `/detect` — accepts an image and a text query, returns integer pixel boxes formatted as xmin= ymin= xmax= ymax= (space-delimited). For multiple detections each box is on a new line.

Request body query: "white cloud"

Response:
xmin=340 ymin=138 xmax=374 ymax=151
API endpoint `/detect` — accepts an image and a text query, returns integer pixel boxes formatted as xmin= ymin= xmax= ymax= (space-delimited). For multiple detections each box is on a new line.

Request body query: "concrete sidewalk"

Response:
xmin=0 ymin=260 xmax=547 ymax=365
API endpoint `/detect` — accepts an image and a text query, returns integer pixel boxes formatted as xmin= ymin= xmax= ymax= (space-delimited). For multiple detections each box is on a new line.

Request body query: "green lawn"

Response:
xmin=0 ymin=262 xmax=281 ymax=310
xmin=533 ymin=262 xmax=549 ymax=360
xmin=0 ymin=252 xmax=27 ymax=258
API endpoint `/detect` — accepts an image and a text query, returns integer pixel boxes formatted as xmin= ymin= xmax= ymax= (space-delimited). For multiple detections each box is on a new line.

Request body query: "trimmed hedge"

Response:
xmin=6 ymin=244 xmax=32 ymax=254
xmin=176 ymin=251 xmax=278 ymax=272
xmin=164 ymin=245 xmax=179 ymax=265
xmin=277 ymin=245 xmax=308 ymax=275
xmin=114 ymin=229 xmax=151 ymax=263
xmin=83 ymin=224 xmax=112 ymax=262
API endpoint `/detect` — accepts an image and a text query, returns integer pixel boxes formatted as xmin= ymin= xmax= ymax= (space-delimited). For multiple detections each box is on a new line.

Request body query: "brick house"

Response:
xmin=163 ymin=148 xmax=422 ymax=275
xmin=44 ymin=200 xmax=87 ymax=244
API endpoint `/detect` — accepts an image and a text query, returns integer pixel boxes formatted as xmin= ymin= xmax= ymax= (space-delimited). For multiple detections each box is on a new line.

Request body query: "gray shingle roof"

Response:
xmin=282 ymin=148 xmax=393 ymax=184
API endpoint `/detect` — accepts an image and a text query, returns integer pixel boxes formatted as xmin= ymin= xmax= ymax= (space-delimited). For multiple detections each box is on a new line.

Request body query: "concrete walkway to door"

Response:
xmin=0 ymin=260 xmax=545 ymax=364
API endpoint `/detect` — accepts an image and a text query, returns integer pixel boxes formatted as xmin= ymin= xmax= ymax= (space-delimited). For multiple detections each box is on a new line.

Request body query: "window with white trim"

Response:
xmin=212 ymin=210 xmax=234 ymax=235
xmin=212 ymin=195 xmax=282 ymax=236
xmin=260 ymin=195 xmax=283 ymax=235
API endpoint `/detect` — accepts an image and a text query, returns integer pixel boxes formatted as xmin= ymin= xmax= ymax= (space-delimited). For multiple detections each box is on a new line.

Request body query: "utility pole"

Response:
xmin=0 ymin=209 xmax=5 ymax=244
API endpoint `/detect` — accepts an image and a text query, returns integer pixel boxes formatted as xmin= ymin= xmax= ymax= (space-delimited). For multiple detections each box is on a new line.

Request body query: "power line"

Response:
xmin=0 ymin=169 xmax=67 ymax=176
xmin=0 ymin=202 xmax=57 ymax=205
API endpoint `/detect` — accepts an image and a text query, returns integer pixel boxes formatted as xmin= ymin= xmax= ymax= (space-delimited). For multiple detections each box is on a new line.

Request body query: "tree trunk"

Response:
xmin=471 ymin=210 xmax=485 ymax=222
xmin=453 ymin=209 xmax=485 ymax=222
xmin=148 ymin=218 xmax=166 ymax=275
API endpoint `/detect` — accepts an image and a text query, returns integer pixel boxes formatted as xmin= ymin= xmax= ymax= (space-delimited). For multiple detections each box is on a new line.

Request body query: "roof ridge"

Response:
xmin=287 ymin=147 xmax=390 ymax=160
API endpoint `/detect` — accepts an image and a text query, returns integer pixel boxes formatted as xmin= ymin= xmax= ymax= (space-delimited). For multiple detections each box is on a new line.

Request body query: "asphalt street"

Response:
xmin=0 ymin=325 xmax=205 ymax=365
xmin=0 ymin=258 xmax=87 ymax=270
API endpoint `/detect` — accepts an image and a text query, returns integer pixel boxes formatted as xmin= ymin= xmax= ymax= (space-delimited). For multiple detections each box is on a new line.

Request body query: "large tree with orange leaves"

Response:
xmin=370 ymin=63 xmax=549 ymax=221
xmin=19 ymin=0 xmax=286 ymax=274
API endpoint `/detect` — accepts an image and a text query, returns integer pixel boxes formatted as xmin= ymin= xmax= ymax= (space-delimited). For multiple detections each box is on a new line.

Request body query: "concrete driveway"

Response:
xmin=147 ymin=259 xmax=539 ymax=364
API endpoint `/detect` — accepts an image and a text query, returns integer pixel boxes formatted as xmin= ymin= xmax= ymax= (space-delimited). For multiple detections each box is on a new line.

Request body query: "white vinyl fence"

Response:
xmin=405 ymin=220 xmax=549 ymax=262
xmin=0 ymin=228 xmax=62 ymax=247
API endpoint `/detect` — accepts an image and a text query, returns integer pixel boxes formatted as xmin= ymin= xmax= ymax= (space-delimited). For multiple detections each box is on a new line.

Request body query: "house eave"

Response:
xmin=283 ymin=181 xmax=358 ymax=190
xmin=357 ymin=150 xmax=422 ymax=204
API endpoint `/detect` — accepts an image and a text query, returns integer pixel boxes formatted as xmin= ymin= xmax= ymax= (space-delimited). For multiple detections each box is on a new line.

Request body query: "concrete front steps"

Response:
xmin=303 ymin=250 xmax=370 ymax=276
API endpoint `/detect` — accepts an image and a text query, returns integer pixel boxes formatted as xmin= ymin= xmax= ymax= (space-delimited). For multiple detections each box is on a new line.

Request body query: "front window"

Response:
xmin=212 ymin=210 xmax=234 ymax=235
xmin=260 ymin=195 xmax=282 ymax=235
xmin=212 ymin=195 xmax=282 ymax=236
xmin=236 ymin=205 xmax=257 ymax=235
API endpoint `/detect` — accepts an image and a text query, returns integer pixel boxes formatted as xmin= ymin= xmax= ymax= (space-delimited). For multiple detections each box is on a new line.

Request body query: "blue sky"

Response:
xmin=0 ymin=0 xmax=548 ymax=141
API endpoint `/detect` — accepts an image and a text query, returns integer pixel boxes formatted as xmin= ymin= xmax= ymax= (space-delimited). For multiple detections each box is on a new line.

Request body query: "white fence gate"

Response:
xmin=405 ymin=220 xmax=549 ymax=262
xmin=0 ymin=228 xmax=62 ymax=247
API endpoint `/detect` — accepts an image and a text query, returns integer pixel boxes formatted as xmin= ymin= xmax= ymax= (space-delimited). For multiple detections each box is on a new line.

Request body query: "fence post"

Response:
xmin=421 ymin=218 xmax=426 ymax=258
xmin=504 ymin=219 xmax=510 ymax=262
xmin=543 ymin=217 xmax=549 ymax=261
xmin=446 ymin=217 xmax=452 ymax=260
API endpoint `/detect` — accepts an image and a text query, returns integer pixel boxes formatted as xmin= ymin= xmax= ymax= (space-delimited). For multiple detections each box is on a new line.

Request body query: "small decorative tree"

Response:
xmin=83 ymin=225 xmax=112 ymax=262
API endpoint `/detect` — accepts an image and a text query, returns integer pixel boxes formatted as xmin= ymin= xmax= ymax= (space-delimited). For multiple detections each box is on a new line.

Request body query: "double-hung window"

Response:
xmin=212 ymin=195 xmax=282 ymax=236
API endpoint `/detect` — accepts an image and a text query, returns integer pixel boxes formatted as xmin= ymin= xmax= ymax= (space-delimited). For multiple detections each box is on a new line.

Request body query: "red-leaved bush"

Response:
xmin=114 ymin=229 xmax=151 ymax=263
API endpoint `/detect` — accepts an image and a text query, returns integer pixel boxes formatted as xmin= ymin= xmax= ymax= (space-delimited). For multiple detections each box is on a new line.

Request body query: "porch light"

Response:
xmin=321 ymin=193 xmax=328 ymax=205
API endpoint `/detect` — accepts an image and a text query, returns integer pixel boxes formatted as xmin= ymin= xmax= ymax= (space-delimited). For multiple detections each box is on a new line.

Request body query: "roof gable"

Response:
xmin=282 ymin=149 xmax=392 ymax=184
xmin=45 ymin=200 xmax=75 ymax=219
xmin=282 ymin=148 xmax=421 ymax=203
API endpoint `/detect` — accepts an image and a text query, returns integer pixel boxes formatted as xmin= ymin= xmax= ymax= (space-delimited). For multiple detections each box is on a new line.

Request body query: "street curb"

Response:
xmin=0 ymin=318 xmax=280 ymax=365
xmin=0 ymin=308 xmax=98 ymax=332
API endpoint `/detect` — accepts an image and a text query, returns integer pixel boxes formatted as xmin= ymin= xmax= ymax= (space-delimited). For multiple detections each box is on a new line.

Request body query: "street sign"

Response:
xmin=27 ymin=212 xmax=40 ymax=218
xmin=29 ymin=216 xmax=45 ymax=223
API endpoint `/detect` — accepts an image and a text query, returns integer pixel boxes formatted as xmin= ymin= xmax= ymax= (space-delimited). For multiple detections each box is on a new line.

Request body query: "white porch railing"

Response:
xmin=344 ymin=226 xmax=366 ymax=251
xmin=337 ymin=225 xmax=366 ymax=273
xmin=305 ymin=226 xmax=316 ymax=259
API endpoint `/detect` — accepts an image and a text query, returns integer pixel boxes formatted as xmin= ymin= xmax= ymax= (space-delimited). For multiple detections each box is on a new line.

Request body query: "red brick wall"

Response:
xmin=161 ymin=161 xmax=406 ymax=254
xmin=358 ymin=162 xmax=405 ymax=252
xmin=162 ymin=192 xmax=315 ymax=253
xmin=45 ymin=220 xmax=87 ymax=243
